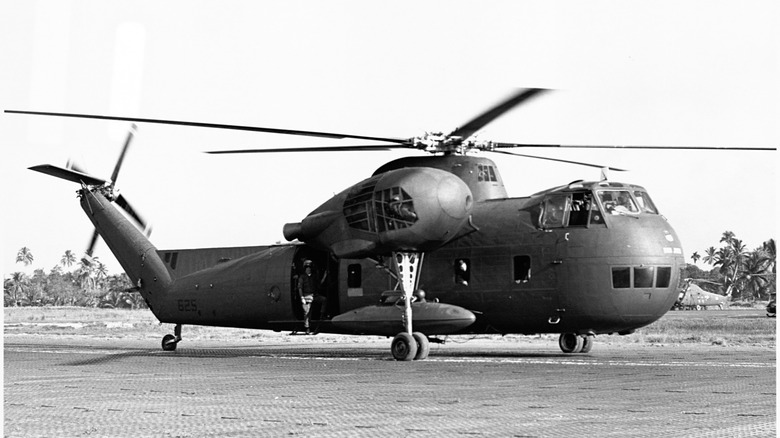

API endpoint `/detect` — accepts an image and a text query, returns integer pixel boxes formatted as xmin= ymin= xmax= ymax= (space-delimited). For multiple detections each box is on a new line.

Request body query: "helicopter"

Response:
xmin=8 ymin=89 xmax=774 ymax=360
xmin=672 ymin=279 xmax=728 ymax=311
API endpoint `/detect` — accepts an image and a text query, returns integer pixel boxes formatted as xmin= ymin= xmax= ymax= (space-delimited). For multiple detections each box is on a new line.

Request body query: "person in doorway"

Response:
xmin=297 ymin=259 xmax=328 ymax=334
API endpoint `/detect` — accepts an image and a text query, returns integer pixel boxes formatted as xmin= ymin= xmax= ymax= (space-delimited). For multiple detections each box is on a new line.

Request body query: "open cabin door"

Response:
xmin=290 ymin=246 xmax=339 ymax=321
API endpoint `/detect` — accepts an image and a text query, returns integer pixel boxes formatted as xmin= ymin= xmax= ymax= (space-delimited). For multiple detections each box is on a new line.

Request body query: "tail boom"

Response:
xmin=80 ymin=189 xmax=172 ymax=309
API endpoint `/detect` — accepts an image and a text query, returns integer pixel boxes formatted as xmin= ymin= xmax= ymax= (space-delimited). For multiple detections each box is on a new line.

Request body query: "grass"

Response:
xmin=4 ymin=306 xmax=776 ymax=347
xmin=627 ymin=313 xmax=775 ymax=346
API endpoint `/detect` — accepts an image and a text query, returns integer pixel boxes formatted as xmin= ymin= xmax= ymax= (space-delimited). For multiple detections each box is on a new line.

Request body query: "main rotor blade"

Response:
xmin=206 ymin=144 xmax=407 ymax=154
xmin=449 ymin=88 xmax=548 ymax=140
xmin=492 ymin=142 xmax=777 ymax=151
xmin=489 ymin=149 xmax=628 ymax=171
xmin=110 ymin=123 xmax=137 ymax=184
xmin=4 ymin=110 xmax=410 ymax=144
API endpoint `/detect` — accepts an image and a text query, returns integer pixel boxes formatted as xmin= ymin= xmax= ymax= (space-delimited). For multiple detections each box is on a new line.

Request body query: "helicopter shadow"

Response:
xmin=57 ymin=343 xmax=579 ymax=366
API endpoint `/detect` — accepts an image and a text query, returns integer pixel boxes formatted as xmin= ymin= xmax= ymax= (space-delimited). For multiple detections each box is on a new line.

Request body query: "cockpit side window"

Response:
xmin=633 ymin=190 xmax=658 ymax=214
xmin=541 ymin=196 xmax=569 ymax=228
xmin=569 ymin=192 xmax=593 ymax=227
xmin=539 ymin=192 xmax=605 ymax=228
xmin=598 ymin=190 xmax=639 ymax=215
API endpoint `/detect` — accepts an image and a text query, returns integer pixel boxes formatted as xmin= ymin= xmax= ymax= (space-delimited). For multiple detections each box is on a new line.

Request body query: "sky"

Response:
xmin=1 ymin=0 xmax=777 ymax=278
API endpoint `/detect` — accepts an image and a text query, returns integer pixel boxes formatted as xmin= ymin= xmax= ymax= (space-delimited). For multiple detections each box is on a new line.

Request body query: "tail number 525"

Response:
xmin=178 ymin=299 xmax=198 ymax=312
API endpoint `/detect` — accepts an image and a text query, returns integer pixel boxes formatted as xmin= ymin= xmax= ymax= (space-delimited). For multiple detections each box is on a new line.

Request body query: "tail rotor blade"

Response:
xmin=111 ymin=124 xmax=137 ymax=184
xmin=86 ymin=229 xmax=100 ymax=257
xmin=115 ymin=193 xmax=148 ymax=229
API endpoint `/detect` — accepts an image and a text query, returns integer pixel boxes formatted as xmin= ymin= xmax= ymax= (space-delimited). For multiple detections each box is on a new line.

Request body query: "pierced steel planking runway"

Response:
xmin=4 ymin=335 xmax=775 ymax=437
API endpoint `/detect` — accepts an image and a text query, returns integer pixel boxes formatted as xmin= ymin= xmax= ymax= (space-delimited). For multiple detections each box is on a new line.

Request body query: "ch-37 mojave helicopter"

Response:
xmin=8 ymin=89 xmax=774 ymax=360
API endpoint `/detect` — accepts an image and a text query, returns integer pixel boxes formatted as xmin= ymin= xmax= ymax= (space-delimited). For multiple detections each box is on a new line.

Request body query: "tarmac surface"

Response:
xmin=3 ymin=332 xmax=775 ymax=438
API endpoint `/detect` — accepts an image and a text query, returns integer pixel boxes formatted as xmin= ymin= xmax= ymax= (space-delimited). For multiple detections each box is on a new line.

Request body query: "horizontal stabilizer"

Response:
xmin=29 ymin=164 xmax=106 ymax=186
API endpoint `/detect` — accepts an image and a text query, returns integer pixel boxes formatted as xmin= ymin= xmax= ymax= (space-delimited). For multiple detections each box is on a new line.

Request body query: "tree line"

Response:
xmin=687 ymin=233 xmax=775 ymax=301
xmin=4 ymin=247 xmax=146 ymax=308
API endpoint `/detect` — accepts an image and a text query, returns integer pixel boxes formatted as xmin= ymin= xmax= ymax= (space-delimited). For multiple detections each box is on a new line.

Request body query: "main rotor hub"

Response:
xmin=412 ymin=132 xmax=495 ymax=155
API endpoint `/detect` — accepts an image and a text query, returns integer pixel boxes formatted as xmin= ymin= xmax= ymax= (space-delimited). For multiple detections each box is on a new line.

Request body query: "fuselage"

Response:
xmin=76 ymin=153 xmax=684 ymax=339
xmin=145 ymin=180 xmax=683 ymax=337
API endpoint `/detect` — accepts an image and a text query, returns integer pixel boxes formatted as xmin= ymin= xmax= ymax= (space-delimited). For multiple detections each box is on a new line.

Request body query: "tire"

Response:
xmin=558 ymin=333 xmax=584 ymax=354
xmin=412 ymin=332 xmax=430 ymax=360
xmin=162 ymin=334 xmax=177 ymax=351
xmin=580 ymin=335 xmax=594 ymax=354
xmin=391 ymin=332 xmax=418 ymax=361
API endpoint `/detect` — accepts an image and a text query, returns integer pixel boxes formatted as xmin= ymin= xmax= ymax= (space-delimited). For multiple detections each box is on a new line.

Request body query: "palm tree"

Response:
xmin=16 ymin=247 xmax=34 ymax=266
xmin=6 ymin=272 xmax=28 ymax=306
xmin=702 ymin=246 xmax=717 ymax=265
xmin=738 ymin=250 xmax=773 ymax=301
xmin=76 ymin=258 xmax=95 ymax=293
xmin=720 ymin=230 xmax=736 ymax=244
xmin=720 ymin=239 xmax=747 ymax=298
xmin=762 ymin=239 xmax=776 ymax=274
xmin=94 ymin=260 xmax=109 ymax=290
xmin=60 ymin=250 xmax=77 ymax=269
xmin=690 ymin=251 xmax=701 ymax=264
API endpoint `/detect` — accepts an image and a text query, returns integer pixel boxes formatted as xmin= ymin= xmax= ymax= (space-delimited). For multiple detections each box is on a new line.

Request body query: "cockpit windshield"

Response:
xmin=597 ymin=190 xmax=639 ymax=215
xmin=538 ymin=187 xmax=659 ymax=229
xmin=633 ymin=190 xmax=658 ymax=214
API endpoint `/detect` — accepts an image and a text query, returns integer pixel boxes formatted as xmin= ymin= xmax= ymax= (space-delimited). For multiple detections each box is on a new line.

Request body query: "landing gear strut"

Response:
xmin=389 ymin=251 xmax=429 ymax=361
xmin=558 ymin=332 xmax=594 ymax=354
xmin=162 ymin=324 xmax=182 ymax=351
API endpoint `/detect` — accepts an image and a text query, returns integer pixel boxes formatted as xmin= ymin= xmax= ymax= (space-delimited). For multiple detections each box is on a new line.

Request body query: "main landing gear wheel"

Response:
xmin=558 ymin=333 xmax=584 ymax=354
xmin=413 ymin=332 xmax=430 ymax=360
xmin=580 ymin=334 xmax=594 ymax=353
xmin=392 ymin=332 xmax=418 ymax=361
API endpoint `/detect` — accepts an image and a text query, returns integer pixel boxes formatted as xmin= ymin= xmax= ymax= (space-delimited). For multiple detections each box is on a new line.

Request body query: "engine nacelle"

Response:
xmin=283 ymin=167 xmax=474 ymax=258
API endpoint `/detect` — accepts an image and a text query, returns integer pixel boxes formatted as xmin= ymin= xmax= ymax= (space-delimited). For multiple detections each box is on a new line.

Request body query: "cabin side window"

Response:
xmin=513 ymin=256 xmax=531 ymax=283
xmin=656 ymin=266 xmax=672 ymax=288
xmin=454 ymin=258 xmax=470 ymax=286
xmin=612 ymin=267 xmax=631 ymax=289
xmin=613 ymin=266 xmax=673 ymax=289
xmin=164 ymin=252 xmax=178 ymax=270
xmin=634 ymin=267 xmax=655 ymax=288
